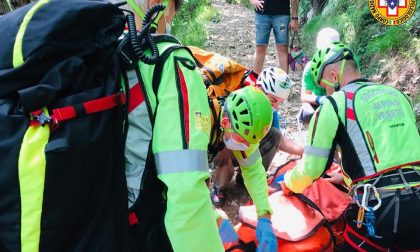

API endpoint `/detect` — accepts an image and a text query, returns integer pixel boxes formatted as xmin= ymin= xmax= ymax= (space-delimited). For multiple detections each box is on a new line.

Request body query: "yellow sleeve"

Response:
xmin=233 ymin=144 xmax=272 ymax=217
xmin=285 ymin=99 xmax=339 ymax=193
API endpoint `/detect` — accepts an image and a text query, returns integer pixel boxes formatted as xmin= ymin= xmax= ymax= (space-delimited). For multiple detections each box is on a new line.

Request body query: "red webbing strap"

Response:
xmin=351 ymin=161 xmax=420 ymax=185
xmin=51 ymin=92 xmax=126 ymax=124
xmin=30 ymin=92 xmax=126 ymax=128
xmin=344 ymin=224 xmax=388 ymax=252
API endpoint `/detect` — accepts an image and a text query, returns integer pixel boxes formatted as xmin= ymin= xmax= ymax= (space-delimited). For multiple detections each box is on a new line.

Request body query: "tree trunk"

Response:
xmin=310 ymin=0 xmax=327 ymax=15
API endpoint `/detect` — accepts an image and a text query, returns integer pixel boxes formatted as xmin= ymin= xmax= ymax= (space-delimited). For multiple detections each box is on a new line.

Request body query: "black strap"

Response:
xmin=326 ymin=96 xmax=338 ymax=114
xmin=290 ymin=31 xmax=302 ymax=49
xmin=152 ymin=45 xmax=194 ymax=95
xmin=225 ymin=239 xmax=257 ymax=252
xmin=209 ymin=98 xmax=219 ymax=146
xmin=295 ymin=193 xmax=336 ymax=246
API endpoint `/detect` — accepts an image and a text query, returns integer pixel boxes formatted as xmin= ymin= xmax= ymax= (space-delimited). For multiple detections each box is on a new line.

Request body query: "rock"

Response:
xmin=231 ymin=201 xmax=239 ymax=207
xmin=414 ymin=103 xmax=420 ymax=116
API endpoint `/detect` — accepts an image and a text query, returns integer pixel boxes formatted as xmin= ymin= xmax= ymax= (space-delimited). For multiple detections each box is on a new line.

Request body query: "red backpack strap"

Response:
xmin=30 ymin=92 xmax=126 ymax=130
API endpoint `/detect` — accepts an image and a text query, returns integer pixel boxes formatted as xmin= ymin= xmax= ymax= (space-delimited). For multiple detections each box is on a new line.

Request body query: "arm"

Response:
xmin=233 ymin=145 xmax=272 ymax=217
xmin=301 ymin=89 xmax=318 ymax=105
xmin=278 ymin=136 xmax=304 ymax=156
xmin=289 ymin=0 xmax=299 ymax=31
xmin=301 ymin=62 xmax=323 ymax=105
xmin=153 ymin=50 xmax=223 ymax=252
xmin=284 ymin=99 xmax=340 ymax=193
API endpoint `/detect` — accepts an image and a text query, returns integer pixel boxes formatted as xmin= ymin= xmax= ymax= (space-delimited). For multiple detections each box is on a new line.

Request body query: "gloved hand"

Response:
xmin=218 ymin=219 xmax=239 ymax=244
xmin=273 ymin=174 xmax=285 ymax=184
xmin=256 ymin=217 xmax=277 ymax=252
xmin=315 ymin=95 xmax=326 ymax=105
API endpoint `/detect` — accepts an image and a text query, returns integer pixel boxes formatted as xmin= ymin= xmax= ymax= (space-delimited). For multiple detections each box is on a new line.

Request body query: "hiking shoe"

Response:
xmin=211 ymin=187 xmax=226 ymax=208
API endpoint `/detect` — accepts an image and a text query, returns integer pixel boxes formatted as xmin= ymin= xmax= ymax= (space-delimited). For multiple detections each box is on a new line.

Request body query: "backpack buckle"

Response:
xmin=30 ymin=110 xmax=60 ymax=130
xmin=31 ymin=110 xmax=51 ymax=127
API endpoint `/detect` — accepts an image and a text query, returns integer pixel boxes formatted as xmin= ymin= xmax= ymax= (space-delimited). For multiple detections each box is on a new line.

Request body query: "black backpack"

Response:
xmin=0 ymin=1 xmax=129 ymax=251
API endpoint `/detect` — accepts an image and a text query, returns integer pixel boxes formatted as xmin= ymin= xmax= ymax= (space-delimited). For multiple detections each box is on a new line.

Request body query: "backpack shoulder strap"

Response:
xmin=152 ymin=44 xmax=195 ymax=95
xmin=326 ymin=96 xmax=338 ymax=115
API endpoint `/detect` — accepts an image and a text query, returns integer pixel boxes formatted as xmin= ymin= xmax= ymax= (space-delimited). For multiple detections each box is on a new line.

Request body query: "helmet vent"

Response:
xmin=232 ymin=111 xmax=238 ymax=121
xmin=253 ymin=135 xmax=256 ymax=139
xmin=236 ymin=97 xmax=244 ymax=107
xmin=243 ymin=121 xmax=250 ymax=126
xmin=240 ymin=109 xmax=248 ymax=115
xmin=235 ymin=123 xmax=239 ymax=130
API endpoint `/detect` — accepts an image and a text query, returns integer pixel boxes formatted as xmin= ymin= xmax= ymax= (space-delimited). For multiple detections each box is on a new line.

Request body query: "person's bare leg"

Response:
xmin=279 ymin=136 xmax=303 ymax=156
xmin=276 ymin=44 xmax=289 ymax=73
xmin=253 ymin=45 xmax=268 ymax=74
xmin=212 ymin=163 xmax=234 ymax=189
xmin=212 ymin=148 xmax=235 ymax=189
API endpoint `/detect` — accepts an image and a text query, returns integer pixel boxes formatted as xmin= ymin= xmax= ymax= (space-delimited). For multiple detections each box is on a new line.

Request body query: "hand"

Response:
xmin=289 ymin=19 xmax=299 ymax=31
xmin=256 ymin=217 xmax=277 ymax=252
xmin=315 ymin=95 xmax=326 ymax=105
xmin=250 ymin=0 xmax=264 ymax=11
xmin=324 ymin=171 xmax=344 ymax=185
xmin=218 ymin=219 xmax=239 ymax=244
xmin=273 ymin=174 xmax=285 ymax=184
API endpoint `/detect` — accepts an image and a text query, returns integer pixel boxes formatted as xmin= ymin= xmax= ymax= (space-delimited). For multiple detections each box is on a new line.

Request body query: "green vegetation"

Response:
xmin=299 ymin=0 xmax=419 ymax=77
xmin=299 ymin=0 xmax=420 ymax=128
xmin=172 ymin=0 xmax=220 ymax=47
xmin=226 ymin=0 xmax=253 ymax=9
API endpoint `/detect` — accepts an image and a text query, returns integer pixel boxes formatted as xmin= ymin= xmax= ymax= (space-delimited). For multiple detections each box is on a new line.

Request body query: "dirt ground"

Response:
xmin=205 ymin=0 xmax=305 ymax=224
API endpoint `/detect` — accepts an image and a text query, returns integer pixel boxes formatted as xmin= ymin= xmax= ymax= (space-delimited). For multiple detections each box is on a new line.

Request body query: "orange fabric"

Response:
xmin=230 ymin=223 xmax=333 ymax=252
xmin=239 ymin=191 xmax=325 ymax=241
xmin=278 ymin=226 xmax=333 ymax=252
xmin=302 ymin=178 xmax=351 ymax=222
xmin=269 ymin=159 xmax=351 ymax=222
xmin=188 ymin=46 xmax=249 ymax=99
xmin=236 ymin=224 xmax=256 ymax=244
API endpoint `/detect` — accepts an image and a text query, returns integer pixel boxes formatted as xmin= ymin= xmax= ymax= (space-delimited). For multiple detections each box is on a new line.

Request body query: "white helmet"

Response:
xmin=257 ymin=67 xmax=292 ymax=100
xmin=316 ymin=27 xmax=340 ymax=49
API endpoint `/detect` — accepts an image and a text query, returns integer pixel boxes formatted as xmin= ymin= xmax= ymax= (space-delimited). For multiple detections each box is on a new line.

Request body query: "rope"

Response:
xmin=354 ymin=207 xmax=382 ymax=239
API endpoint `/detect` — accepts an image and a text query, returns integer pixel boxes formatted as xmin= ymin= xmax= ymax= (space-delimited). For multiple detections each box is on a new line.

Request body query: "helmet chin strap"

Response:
xmin=320 ymin=59 xmax=347 ymax=92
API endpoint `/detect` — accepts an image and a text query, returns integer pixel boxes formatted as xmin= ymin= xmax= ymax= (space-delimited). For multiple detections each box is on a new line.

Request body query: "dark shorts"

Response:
xmin=255 ymin=13 xmax=289 ymax=45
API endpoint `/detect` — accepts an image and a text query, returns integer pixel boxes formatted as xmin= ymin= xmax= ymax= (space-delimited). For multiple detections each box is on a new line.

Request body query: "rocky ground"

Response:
xmin=205 ymin=0 xmax=305 ymax=224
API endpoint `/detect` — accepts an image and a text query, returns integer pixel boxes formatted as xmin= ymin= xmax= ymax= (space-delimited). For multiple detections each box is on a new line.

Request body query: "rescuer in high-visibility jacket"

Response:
xmin=281 ymin=42 xmax=420 ymax=251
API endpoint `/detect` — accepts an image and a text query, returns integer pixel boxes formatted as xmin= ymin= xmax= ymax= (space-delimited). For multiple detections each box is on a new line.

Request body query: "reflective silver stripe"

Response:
xmin=127 ymin=69 xmax=139 ymax=88
xmin=237 ymin=150 xmax=261 ymax=167
xmin=155 ymin=150 xmax=209 ymax=174
xmin=125 ymin=69 xmax=152 ymax=207
xmin=304 ymin=146 xmax=330 ymax=158
xmin=126 ymin=100 xmax=152 ymax=207
xmin=342 ymin=84 xmax=376 ymax=176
